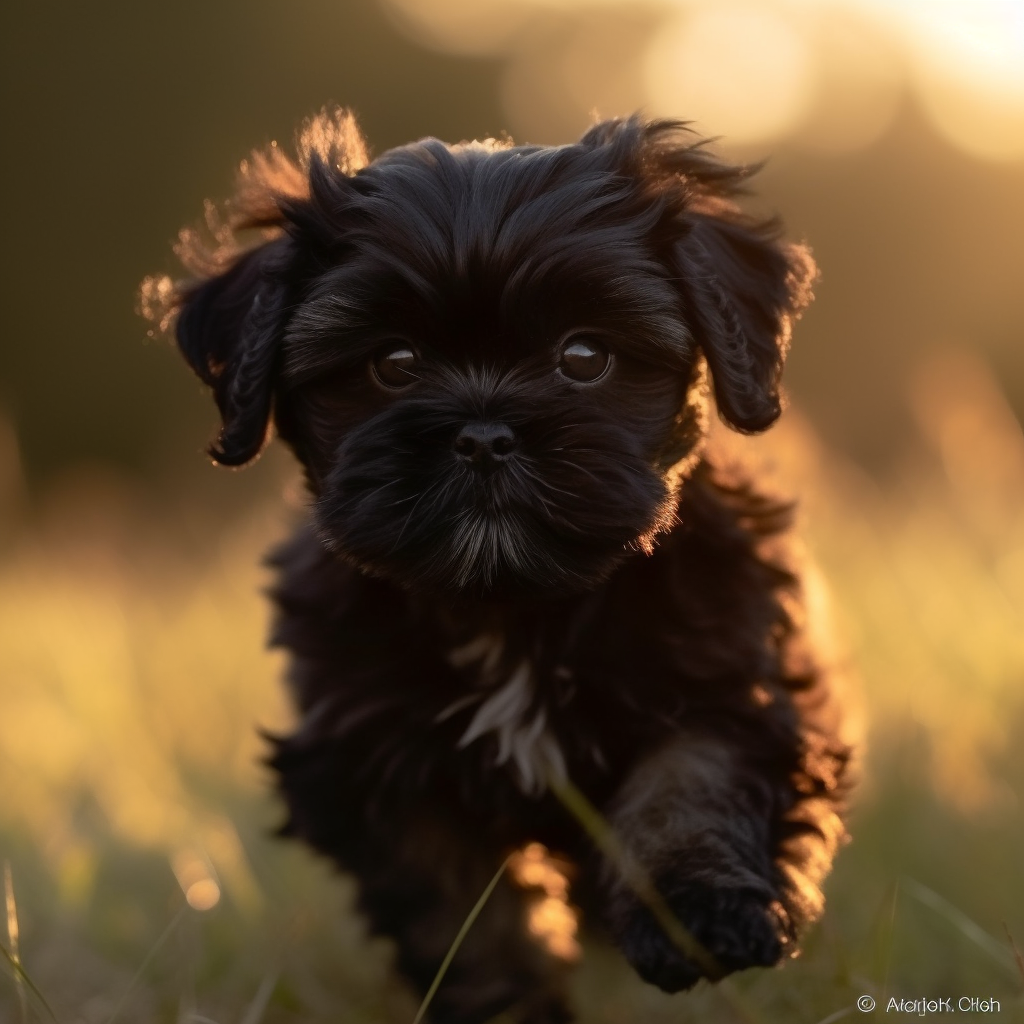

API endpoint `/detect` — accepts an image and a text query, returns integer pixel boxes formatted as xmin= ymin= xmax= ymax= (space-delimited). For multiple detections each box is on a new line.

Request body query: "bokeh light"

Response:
xmin=381 ymin=0 xmax=1024 ymax=160
xmin=172 ymin=849 xmax=221 ymax=911
xmin=644 ymin=5 xmax=815 ymax=144
xmin=510 ymin=842 xmax=581 ymax=961
xmin=874 ymin=0 xmax=1024 ymax=161
xmin=793 ymin=7 xmax=902 ymax=155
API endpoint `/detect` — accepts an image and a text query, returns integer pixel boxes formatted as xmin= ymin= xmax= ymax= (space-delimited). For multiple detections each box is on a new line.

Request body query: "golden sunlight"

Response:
xmin=509 ymin=842 xmax=581 ymax=961
xmin=644 ymin=4 xmax=814 ymax=144
xmin=874 ymin=0 xmax=1024 ymax=161
xmin=380 ymin=0 xmax=1024 ymax=161
xmin=381 ymin=0 xmax=530 ymax=55
xmin=172 ymin=848 xmax=222 ymax=911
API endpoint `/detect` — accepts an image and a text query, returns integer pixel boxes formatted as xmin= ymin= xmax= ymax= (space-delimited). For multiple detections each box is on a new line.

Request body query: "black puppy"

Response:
xmin=146 ymin=109 xmax=852 ymax=1023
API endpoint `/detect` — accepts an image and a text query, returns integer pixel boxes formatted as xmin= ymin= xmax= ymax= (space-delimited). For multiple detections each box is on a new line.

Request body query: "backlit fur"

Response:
xmin=146 ymin=109 xmax=852 ymax=1024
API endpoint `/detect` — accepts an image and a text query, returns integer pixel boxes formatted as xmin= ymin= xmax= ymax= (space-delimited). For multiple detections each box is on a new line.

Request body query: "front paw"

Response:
xmin=610 ymin=880 xmax=792 ymax=992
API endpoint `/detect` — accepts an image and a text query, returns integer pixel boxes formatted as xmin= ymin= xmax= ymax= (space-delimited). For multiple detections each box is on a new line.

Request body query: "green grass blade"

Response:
xmin=0 ymin=939 xmax=62 ymax=1024
xmin=903 ymin=877 xmax=1017 ymax=977
xmin=812 ymin=1009 xmax=854 ymax=1024
xmin=878 ymin=878 xmax=900 ymax=1005
xmin=104 ymin=906 xmax=187 ymax=1024
xmin=1003 ymin=924 xmax=1024 ymax=985
xmin=4 ymin=860 xmax=28 ymax=1024
xmin=545 ymin=770 xmax=762 ymax=1024
xmin=412 ymin=856 xmax=511 ymax=1024
xmin=545 ymin=770 xmax=724 ymax=977
xmin=239 ymin=972 xmax=279 ymax=1024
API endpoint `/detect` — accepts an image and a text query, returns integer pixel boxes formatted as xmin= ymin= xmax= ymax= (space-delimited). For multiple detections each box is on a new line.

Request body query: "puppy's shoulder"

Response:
xmin=266 ymin=521 xmax=358 ymax=617
xmin=647 ymin=450 xmax=806 ymax=661
xmin=673 ymin=449 xmax=798 ymax=559
xmin=266 ymin=520 xmax=407 ymax=643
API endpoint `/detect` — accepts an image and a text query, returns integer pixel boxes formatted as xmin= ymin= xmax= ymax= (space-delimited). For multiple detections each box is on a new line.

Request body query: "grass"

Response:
xmin=1 ymin=351 xmax=1023 ymax=1022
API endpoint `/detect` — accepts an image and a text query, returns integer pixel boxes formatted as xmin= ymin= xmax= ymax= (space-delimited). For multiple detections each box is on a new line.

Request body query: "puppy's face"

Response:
xmin=277 ymin=160 xmax=703 ymax=595
xmin=153 ymin=113 xmax=814 ymax=597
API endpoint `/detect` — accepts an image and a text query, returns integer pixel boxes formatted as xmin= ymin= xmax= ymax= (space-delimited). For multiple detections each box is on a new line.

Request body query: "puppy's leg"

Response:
xmin=597 ymin=730 xmax=845 ymax=992
xmin=355 ymin=812 xmax=574 ymax=1024
xmin=273 ymin=739 xmax=573 ymax=1022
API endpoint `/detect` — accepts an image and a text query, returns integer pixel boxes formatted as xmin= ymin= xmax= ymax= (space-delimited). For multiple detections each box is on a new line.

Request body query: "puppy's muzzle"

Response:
xmin=453 ymin=421 xmax=518 ymax=473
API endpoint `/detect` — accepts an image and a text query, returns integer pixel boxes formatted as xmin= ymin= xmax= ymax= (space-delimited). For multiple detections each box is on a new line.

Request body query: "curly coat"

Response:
xmin=146 ymin=109 xmax=853 ymax=1024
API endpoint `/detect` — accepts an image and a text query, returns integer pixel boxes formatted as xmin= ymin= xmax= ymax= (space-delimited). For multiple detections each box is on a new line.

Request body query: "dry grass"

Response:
xmin=1 ymin=351 xmax=1023 ymax=1022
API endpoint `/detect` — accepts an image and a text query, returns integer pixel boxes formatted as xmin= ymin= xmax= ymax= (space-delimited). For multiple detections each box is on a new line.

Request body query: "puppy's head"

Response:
xmin=144 ymin=110 xmax=814 ymax=596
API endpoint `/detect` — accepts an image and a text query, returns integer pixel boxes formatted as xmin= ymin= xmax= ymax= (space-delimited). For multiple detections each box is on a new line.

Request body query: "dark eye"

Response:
xmin=371 ymin=345 xmax=419 ymax=389
xmin=558 ymin=336 xmax=611 ymax=383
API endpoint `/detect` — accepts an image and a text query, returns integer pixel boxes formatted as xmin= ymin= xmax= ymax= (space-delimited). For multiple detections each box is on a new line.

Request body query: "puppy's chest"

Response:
xmin=437 ymin=632 xmax=575 ymax=796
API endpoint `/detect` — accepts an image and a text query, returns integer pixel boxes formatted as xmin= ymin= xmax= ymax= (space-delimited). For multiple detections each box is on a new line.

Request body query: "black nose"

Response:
xmin=453 ymin=422 xmax=518 ymax=465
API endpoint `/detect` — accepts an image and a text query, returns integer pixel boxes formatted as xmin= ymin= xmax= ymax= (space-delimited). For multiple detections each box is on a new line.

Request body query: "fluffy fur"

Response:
xmin=146 ymin=109 xmax=853 ymax=1024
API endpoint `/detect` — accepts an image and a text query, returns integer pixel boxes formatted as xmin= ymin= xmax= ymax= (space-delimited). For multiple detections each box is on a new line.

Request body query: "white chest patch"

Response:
xmin=439 ymin=634 xmax=567 ymax=795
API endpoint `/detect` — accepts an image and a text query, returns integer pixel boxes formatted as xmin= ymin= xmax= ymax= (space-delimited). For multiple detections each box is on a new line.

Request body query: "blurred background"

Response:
xmin=1 ymin=1 xmax=1022 ymax=1021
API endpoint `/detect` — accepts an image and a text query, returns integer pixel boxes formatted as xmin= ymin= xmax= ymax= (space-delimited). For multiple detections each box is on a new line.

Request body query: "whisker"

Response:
xmin=389 ymin=476 xmax=453 ymax=554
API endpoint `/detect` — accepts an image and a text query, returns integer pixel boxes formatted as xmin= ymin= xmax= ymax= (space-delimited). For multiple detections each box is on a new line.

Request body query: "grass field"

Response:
xmin=2 ymin=353 xmax=1023 ymax=1023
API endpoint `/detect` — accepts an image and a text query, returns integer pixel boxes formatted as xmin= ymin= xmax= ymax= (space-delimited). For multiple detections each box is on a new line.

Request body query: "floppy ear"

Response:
xmin=174 ymin=236 xmax=296 ymax=466
xmin=139 ymin=107 xmax=370 ymax=467
xmin=593 ymin=116 xmax=815 ymax=433
xmin=673 ymin=213 xmax=815 ymax=433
